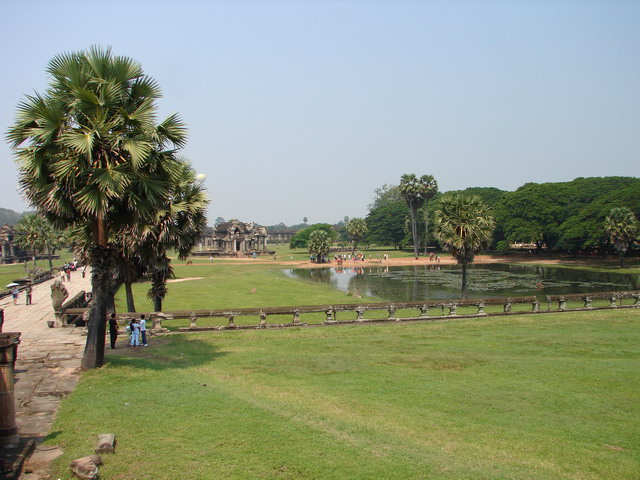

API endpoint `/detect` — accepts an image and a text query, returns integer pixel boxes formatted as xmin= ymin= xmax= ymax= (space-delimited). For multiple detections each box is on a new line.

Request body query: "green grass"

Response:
xmin=46 ymin=309 xmax=640 ymax=479
xmin=115 ymin=263 xmax=388 ymax=315
xmin=0 ymin=250 xmax=75 ymax=292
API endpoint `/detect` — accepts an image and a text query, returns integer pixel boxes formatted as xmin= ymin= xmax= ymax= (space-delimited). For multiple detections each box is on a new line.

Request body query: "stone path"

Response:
xmin=1 ymin=270 xmax=91 ymax=479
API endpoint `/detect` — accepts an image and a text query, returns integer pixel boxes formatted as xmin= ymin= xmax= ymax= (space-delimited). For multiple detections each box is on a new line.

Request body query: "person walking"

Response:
xmin=139 ymin=314 xmax=148 ymax=347
xmin=11 ymin=287 xmax=19 ymax=305
xmin=109 ymin=313 xmax=119 ymax=349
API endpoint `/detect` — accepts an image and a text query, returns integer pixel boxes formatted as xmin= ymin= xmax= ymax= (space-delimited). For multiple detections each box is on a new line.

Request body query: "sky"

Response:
xmin=1 ymin=0 xmax=638 ymax=226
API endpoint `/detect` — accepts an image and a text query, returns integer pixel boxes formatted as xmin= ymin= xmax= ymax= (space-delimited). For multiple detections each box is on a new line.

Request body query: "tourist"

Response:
xmin=25 ymin=283 xmax=32 ymax=305
xmin=0 ymin=308 xmax=4 ymax=332
xmin=11 ymin=287 xmax=19 ymax=305
xmin=129 ymin=319 xmax=140 ymax=347
xmin=109 ymin=313 xmax=119 ymax=349
xmin=139 ymin=314 xmax=148 ymax=347
xmin=65 ymin=266 xmax=71 ymax=282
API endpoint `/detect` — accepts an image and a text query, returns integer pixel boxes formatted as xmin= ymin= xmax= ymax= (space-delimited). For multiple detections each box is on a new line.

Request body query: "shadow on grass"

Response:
xmin=104 ymin=335 xmax=227 ymax=371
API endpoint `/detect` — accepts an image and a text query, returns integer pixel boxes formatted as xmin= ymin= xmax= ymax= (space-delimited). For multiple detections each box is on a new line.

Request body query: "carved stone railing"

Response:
xmin=58 ymin=291 xmax=89 ymax=326
xmin=114 ymin=290 xmax=639 ymax=333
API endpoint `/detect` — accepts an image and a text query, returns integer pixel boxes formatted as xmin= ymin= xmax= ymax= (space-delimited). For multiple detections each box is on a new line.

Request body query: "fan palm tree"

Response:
xmin=141 ymin=162 xmax=208 ymax=311
xmin=14 ymin=214 xmax=45 ymax=266
xmin=399 ymin=174 xmax=438 ymax=257
xmin=7 ymin=46 xmax=187 ymax=369
xmin=605 ymin=207 xmax=638 ymax=268
xmin=433 ymin=193 xmax=495 ymax=298
xmin=308 ymin=230 xmax=331 ymax=263
xmin=346 ymin=217 xmax=368 ymax=254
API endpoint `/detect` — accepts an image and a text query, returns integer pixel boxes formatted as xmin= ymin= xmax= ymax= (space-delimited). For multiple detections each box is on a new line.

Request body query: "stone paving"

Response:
xmin=1 ymin=269 xmax=91 ymax=479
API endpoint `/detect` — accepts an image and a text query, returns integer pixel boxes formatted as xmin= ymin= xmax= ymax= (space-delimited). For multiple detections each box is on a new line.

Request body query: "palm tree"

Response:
xmin=433 ymin=193 xmax=495 ymax=298
xmin=605 ymin=207 xmax=638 ymax=268
xmin=7 ymin=46 xmax=188 ymax=369
xmin=399 ymin=174 xmax=438 ymax=257
xmin=346 ymin=218 xmax=368 ymax=254
xmin=308 ymin=230 xmax=331 ymax=263
xmin=14 ymin=214 xmax=44 ymax=266
xmin=141 ymin=162 xmax=208 ymax=312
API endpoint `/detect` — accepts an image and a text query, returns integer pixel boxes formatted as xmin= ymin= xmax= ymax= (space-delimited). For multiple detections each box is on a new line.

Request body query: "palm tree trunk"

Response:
xmin=125 ymin=282 xmax=136 ymax=312
xmin=47 ymin=249 xmax=53 ymax=270
xmin=82 ymin=244 xmax=114 ymax=369
xmin=410 ymin=209 xmax=419 ymax=258
xmin=461 ymin=262 xmax=468 ymax=299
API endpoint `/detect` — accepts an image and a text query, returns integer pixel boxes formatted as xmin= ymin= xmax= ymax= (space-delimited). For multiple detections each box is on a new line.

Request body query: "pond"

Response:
xmin=284 ymin=264 xmax=640 ymax=302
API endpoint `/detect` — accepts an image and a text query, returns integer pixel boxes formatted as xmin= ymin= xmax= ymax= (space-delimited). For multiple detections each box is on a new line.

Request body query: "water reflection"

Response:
xmin=285 ymin=264 xmax=638 ymax=302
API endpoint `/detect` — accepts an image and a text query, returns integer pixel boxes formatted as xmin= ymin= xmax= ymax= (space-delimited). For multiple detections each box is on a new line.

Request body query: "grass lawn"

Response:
xmin=0 ymin=251 xmax=75 ymax=292
xmin=114 ymin=262 xmax=388 ymax=316
xmin=47 ymin=309 xmax=639 ymax=479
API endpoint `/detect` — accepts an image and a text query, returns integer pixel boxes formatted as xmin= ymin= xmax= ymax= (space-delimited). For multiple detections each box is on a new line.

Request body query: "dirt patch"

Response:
xmin=167 ymin=277 xmax=203 ymax=283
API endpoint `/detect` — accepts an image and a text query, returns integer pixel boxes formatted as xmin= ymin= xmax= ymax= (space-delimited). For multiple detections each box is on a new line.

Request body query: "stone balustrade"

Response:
xmin=113 ymin=290 xmax=639 ymax=333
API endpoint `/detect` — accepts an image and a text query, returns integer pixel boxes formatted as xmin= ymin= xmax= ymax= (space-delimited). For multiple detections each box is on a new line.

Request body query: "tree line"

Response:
xmin=365 ymin=176 xmax=640 ymax=256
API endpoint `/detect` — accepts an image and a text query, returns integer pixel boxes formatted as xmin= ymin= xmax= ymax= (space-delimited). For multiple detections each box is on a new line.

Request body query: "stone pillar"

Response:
xmin=355 ymin=306 xmax=365 ymax=321
xmin=558 ymin=297 xmax=567 ymax=311
xmin=387 ymin=305 xmax=397 ymax=321
xmin=190 ymin=313 xmax=198 ymax=328
xmin=324 ymin=308 xmax=335 ymax=323
xmin=259 ymin=311 xmax=267 ymax=328
xmin=0 ymin=332 xmax=20 ymax=447
xmin=532 ymin=299 xmax=540 ymax=313
xmin=477 ymin=302 xmax=486 ymax=315
xmin=504 ymin=299 xmax=512 ymax=313
xmin=292 ymin=309 xmax=300 ymax=324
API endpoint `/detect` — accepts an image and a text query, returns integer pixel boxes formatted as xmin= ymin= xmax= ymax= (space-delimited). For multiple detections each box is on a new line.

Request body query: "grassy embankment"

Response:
xmin=47 ymin=308 xmax=640 ymax=479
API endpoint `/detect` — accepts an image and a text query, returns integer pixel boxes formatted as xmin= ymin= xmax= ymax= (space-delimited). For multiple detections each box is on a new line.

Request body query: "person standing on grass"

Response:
xmin=109 ymin=313 xmax=119 ymax=349
xmin=129 ymin=318 xmax=140 ymax=347
xmin=139 ymin=314 xmax=148 ymax=347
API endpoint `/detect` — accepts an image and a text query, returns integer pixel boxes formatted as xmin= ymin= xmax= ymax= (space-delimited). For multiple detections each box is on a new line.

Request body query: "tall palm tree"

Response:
xmin=433 ymin=193 xmax=495 ymax=298
xmin=7 ymin=46 xmax=187 ymax=369
xmin=399 ymin=174 xmax=438 ymax=257
xmin=141 ymin=162 xmax=208 ymax=312
xmin=605 ymin=207 xmax=638 ymax=268
xmin=346 ymin=217 xmax=368 ymax=254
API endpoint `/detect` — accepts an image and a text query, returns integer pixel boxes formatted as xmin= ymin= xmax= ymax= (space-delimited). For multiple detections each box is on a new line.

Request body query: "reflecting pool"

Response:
xmin=284 ymin=264 xmax=639 ymax=302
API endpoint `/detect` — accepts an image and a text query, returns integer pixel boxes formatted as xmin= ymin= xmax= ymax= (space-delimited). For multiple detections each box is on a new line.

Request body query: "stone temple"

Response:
xmin=196 ymin=220 xmax=269 ymax=256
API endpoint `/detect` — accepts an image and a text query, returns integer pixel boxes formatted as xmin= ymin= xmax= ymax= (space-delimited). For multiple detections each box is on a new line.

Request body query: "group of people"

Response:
xmin=108 ymin=313 xmax=149 ymax=349
xmin=10 ymin=284 xmax=32 ymax=305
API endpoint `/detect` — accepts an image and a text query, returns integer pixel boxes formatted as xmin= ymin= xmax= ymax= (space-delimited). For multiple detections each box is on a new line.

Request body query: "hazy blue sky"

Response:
xmin=1 ymin=0 xmax=638 ymax=226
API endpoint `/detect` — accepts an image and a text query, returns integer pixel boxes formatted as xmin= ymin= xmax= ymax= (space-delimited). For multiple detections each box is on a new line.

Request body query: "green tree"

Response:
xmin=399 ymin=174 xmax=438 ymax=257
xmin=7 ymin=46 xmax=188 ymax=369
xmin=290 ymin=224 xmax=336 ymax=249
xmin=365 ymin=201 xmax=409 ymax=248
xmin=346 ymin=218 xmax=368 ymax=254
xmin=308 ymin=230 xmax=331 ymax=263
xmin=14 ymin=214 xmax=45 ymax=266
xmin=605 ymin=207 xmax=638 ymax=267
xmin=433 ymin=193 xmax=495 ymax=298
